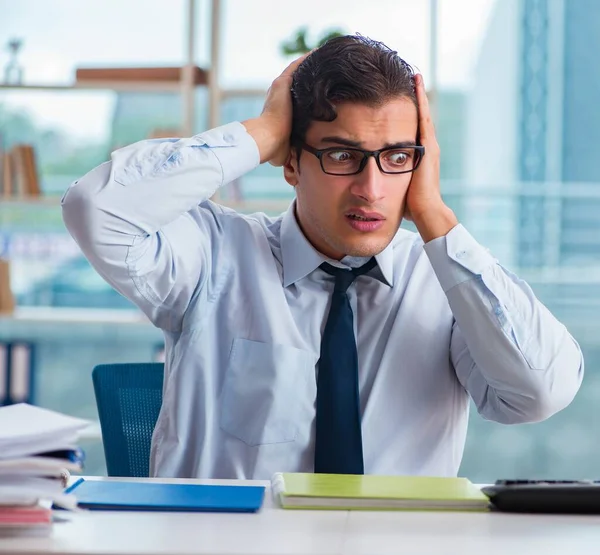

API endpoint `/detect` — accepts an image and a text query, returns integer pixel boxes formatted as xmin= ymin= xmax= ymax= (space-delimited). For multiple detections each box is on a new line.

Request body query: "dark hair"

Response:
xmin=290 ymin=34 xmax=417 ymax=148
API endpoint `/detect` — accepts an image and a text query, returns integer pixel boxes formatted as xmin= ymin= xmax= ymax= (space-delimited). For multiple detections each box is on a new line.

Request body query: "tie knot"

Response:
xmin=320 ymin=257 xmax=377 ymax=294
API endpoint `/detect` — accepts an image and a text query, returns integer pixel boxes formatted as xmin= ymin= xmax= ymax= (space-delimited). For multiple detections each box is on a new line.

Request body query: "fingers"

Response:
xmin=265 ymin=53 xmax=312 ymax=112
xmin=267 ymin=52 xmax=311 ymax=100
xmin=414 ymin=74 xmax=435 ymax=144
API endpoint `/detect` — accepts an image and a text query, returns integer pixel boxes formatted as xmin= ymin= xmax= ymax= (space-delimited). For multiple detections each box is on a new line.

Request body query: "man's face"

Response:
xmin=284 ymin=97 xmax=418 ymax=260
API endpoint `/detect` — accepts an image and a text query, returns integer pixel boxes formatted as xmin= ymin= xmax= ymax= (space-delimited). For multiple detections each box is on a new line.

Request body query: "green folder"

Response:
xmin=271 ymin=472 xmax=490 ymax=511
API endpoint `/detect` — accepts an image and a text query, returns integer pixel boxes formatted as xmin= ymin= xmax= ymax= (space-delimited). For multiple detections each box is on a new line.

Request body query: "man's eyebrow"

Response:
xmin=319 ymin=136 xmax=419 ymax=149
xmin=320 ymin=136 xmax=363 ymax=148
xmin=381 ymin=141 xmax=419 ymax=149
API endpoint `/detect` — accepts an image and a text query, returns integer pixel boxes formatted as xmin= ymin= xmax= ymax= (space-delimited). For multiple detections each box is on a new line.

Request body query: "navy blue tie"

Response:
xmin=314 ymin=257 xmax=377 ymax=475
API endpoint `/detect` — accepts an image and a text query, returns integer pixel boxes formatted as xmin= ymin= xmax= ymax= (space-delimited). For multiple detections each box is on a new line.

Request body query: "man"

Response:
xmin=62 ymin=35 xmax=583 ymax=480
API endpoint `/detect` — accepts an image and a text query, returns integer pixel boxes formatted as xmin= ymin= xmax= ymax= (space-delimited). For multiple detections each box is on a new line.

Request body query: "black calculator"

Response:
xmin=482 ymin=480 xmax=600 ymax=514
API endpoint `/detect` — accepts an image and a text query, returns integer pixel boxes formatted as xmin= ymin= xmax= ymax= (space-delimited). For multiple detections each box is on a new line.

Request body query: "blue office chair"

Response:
xmin=92 ymin=362 xmax=164 ymax=477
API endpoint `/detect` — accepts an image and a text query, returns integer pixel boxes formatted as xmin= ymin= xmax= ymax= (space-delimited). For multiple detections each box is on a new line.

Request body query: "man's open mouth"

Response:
xmin=345 ymin=212 xmax=384 ymax=222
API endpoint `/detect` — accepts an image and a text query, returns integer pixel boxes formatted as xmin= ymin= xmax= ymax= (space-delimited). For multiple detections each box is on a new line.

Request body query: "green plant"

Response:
xmin=281 ymin=27 xmax=346 ymax=56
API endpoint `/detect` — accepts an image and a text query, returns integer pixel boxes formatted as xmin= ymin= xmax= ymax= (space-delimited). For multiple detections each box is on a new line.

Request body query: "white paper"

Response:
xmin=0 ymin=476 xmax=64 ymax=494
xmin=0 ymin=524 xmax=52 ymax=538
xmin=0 ymin=403 xmax=90 ymax=459
xmin=0 ymin=457 xmax=81 ymax=477
xmin=0 ymin=487 xmax=78 ymax=510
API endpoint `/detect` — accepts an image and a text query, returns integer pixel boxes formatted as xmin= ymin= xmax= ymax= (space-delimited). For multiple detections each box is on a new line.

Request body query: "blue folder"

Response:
xmin=65 ymin=478 xmax=265 ymax=513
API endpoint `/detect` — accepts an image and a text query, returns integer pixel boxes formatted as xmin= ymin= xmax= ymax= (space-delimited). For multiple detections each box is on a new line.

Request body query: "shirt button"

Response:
xmin=223 ymin=133 xmax=235 ymax=144
xmin=455 ymin=250 xmax=468 ymax=259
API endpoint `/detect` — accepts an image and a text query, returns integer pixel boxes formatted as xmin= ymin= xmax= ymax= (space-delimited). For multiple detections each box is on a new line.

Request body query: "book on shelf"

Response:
xmin=148 ymin=128 xmax=183 ymax=139
xmin=1 ymin=151 xmax=11 ymax=197
xmin=75 ymin=66 xmax=208 ymax=85
xmin=0 ymin=260 xmax=14 ymax=315
xmin=1 ymin=144 xmax=40 ymax=198
xmin=23 ymin=146 xmax=40 ymax=196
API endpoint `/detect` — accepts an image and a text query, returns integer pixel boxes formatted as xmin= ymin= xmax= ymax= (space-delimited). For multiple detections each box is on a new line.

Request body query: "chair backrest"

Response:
xmin=92 ymin=362 xmax=164 ymax=477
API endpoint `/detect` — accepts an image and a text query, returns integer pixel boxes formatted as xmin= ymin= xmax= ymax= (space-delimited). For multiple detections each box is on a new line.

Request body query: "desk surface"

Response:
xmin=2 ymin=477 xmax=600 ymax=555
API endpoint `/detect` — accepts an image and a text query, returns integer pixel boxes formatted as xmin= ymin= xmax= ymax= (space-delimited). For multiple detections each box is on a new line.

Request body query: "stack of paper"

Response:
xmin=0 ymin=403 xmax=90 ymax=536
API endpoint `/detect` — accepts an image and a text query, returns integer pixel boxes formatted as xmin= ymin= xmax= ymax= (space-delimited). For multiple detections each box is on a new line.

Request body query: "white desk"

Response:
xmin=2 ymin=477 xmax=600 ymax=555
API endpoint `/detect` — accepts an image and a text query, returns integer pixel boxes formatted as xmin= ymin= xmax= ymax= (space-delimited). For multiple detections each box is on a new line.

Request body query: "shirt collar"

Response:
xmin=280 ymin=201 xmax=395 ymax=288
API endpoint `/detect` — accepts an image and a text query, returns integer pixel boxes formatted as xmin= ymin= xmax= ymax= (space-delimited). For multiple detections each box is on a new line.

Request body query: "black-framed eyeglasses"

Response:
xmin=300 ymin=143 xmax=425 ymax=176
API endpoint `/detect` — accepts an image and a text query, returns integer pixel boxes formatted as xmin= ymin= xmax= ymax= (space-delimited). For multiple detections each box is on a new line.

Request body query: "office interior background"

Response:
xmin=0 ymin=0 xmax=598 ymax=479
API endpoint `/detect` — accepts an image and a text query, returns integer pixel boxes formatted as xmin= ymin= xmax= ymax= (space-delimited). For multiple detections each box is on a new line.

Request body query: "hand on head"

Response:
xmin=242 ymin=52 xmax=311 ymax=166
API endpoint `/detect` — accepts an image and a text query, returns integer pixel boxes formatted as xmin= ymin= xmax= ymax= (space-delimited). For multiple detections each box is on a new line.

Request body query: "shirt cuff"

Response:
xmin=193 ymin=121 xmax=260 ymax=186
xmin=423 ymin=224 xmax=498 ymax=292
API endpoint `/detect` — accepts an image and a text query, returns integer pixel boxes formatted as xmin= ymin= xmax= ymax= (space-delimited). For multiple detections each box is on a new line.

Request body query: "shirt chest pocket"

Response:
xmin=220 ymin=338 xmax=316 ymax=446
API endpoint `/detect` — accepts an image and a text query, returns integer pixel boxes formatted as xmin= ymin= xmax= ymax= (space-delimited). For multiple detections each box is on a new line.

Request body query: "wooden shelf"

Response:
xmin=0 ymin=195 xmax=291 ymax=213
xmin=0 ymin=306 xmax=164 ymax=343
xmin=0 ymin=195 xmax=62 ymax=205
xmin=0 ymin=83 xmax=270 ymax=97
xmin=0 ymin=306 xmax=150 ymax=325
xmin=0 ymin=81 xmax=189 ymax=93
xmin=220 ymin=88 xmax=267 ymax=99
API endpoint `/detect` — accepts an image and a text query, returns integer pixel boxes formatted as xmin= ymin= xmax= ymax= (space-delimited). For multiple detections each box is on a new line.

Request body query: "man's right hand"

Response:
xmin=243 ymin=53 xmax=310 ymax=166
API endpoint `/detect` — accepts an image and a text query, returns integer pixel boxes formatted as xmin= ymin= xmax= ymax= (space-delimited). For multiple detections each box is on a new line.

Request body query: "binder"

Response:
xmin=65 ymin=478 xmax=265 ymax=513
xmin=272 ymin=472 xmax=490 ymax=511
xmin=9 ymin=343 xmax=34 ymax=404
xmin=0 ymin=342 xmax=35 ymax=406
xmin=0 ymin=343 xmax=7 ymax=406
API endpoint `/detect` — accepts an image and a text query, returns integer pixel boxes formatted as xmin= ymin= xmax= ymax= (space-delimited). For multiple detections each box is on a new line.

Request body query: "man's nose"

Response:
xmin=349 ymin=157 xmax=385 ymax=203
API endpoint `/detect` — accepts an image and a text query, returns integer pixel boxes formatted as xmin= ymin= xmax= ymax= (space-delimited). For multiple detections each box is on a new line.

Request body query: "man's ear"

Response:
xmin=283 ymin=147 xmax=300 ymax=187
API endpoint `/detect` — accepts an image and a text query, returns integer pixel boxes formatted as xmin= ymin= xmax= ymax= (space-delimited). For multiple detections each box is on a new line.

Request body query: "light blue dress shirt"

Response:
xmin=62 ymin=122 xmax=584 ymax=480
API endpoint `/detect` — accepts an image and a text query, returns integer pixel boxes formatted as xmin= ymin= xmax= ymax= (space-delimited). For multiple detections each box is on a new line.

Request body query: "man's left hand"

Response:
xmin=405 ymin=74 xmax=458 ymax=243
